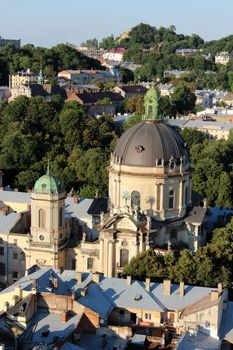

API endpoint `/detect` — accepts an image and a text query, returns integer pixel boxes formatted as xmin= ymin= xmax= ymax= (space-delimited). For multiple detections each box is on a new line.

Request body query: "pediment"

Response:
xmin=104 ymin=213 xmax=138 ymax=231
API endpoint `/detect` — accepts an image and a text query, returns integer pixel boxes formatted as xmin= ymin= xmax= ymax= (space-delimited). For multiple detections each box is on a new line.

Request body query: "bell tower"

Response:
xmin=26 ymin=164 xmax=67 ymax=270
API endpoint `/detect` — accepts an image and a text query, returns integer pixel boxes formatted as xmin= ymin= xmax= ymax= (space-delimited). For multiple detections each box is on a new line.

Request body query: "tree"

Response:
xmin=180 ymin=128 xmax=204 ymax=149
xmin=125 ymin=95 xmax=144 ymax=114
xmin=123 ymin=114 xmax=142 ymax=130
xmin=81 ymin=38 xmax=98 ymax=49
xmin=171 ymin=86 xmax=196 ymax=116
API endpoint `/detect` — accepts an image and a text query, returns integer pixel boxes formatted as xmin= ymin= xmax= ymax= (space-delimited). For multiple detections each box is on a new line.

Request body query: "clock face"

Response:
xmin=131 ymin=191 xmax=140 ymax=206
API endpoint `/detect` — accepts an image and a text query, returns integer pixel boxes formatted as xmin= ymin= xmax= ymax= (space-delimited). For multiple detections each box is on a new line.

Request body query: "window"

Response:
xmin=12 ymin=271 xmax=18 ymax=279
xmin=13 ymin=252 xmax=18 ymax=259
xmin=169 ymin=188 xmax=174 ymax=209
xmin=0 ymin=263 xmax=5 ymax=276
xmin=39 ymin=209 xmax=46 ymax=228
xmin=59 ymin=208 xmax=63 ymax=227
xmin=120 ymin=249 xmax=129 ymax=268
xmin=20 ymin=252 xmax=25 ymax=261
xmin=14 ymin=239 xmax=17 ymax=245
xmin=120 ymin=309 xmax=125 ymax=318
xmin=0 ymin=247 xmax=4 ymax=255
xmin=87 ymin=257 xmax=93 ymax=270
xmin=0 ymin=238 xmax=3 ymax=244
xmin=72 ymin=259 xmax=76 ymax=270
xmin=145 ymin=313 xmax=151 ymax=320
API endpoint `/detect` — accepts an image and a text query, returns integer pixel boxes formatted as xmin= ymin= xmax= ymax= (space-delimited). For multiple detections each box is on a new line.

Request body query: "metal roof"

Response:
xmin=176 ymin=330 xmax=221 ymax=350
xmin=113 ymin=120 xmax=187 ymax=167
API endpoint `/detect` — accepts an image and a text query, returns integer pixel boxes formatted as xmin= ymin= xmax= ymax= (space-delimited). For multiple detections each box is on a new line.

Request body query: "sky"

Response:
xmin=1 ymin=0 xmax=233 ymax=47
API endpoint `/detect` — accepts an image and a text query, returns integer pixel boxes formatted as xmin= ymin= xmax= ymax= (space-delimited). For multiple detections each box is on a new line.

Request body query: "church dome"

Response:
xmin=113 ymin=120 xmax=187 ymax=167
xmin=34 ymin=164 xmax=63 ymax=194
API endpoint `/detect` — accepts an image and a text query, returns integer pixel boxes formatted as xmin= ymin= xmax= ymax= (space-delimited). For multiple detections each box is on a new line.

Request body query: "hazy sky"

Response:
xmin=1 ymin=0 xmax=233 ymax=47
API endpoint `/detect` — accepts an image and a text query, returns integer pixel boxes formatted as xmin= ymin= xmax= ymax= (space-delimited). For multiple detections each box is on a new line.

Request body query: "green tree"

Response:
xmin=171 ymin=86 xmax=196 ymax=116
xmin=180 ymin=128 xmax=204 ymax=149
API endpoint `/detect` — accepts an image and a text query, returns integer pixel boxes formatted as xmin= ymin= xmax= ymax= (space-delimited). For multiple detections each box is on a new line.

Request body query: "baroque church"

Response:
xmin=0 ymin=86 xmax=207 ymax=285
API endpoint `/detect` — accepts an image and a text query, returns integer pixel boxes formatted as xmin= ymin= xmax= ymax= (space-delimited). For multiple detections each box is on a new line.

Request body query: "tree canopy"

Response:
xmin=124 ymin=217 xmax=233 ymax=287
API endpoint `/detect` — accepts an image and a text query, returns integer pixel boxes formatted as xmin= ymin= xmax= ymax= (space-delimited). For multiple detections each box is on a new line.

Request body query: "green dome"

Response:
xmin=34 ymin=165 xmax=63 ymax=194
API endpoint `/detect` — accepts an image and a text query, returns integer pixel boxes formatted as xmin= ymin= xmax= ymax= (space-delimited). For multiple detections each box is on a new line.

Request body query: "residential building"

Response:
xmin=165 ymin=118 xmax=233 ymax=140
xmin=157 ymin=84 xmax=175 ymax=96
xmin=58 ymin=68 xmax=120 ymax=85
xmin=215 ymin=52 xmax=230 ymax=65
xmin=113 ymin=84 xmax=148 ymax=98
xmin=66 ymin=91 xmax=124 ymax=116
xmin=102 ymin=48 xmax=126 ymax=62
xmin=0 ymin=36 xmax=20 ymax=48
xmin=0 ymin=268 xmax=231 ymax=349
xmin=164 ymin=70 xmax=191 ymax=78
xmin=75 ymin=46 xmax=107 ymax=60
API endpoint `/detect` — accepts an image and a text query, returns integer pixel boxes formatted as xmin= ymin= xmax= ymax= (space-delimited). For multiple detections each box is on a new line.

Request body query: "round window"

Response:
xmin=39 ymin=235 xmax=45 ymax=241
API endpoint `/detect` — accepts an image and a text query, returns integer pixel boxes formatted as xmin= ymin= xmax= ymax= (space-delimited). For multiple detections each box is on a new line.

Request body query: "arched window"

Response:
xmin=39 ymin=209 xmax=46 ymax=228
xmin=120 ymin=249 xmax=129 ymax=268
xmin=0 ymin=262 xmax=5 ymax=276
xmin=169 ymin=188 xmax=174 ymax=209
xmin=131 ymin=191 xmax=140 ymax=209
xmin=59 ymin=208 xmax=63 ymax=227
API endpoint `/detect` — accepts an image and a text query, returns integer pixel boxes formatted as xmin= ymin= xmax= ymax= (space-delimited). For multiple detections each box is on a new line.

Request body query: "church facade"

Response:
xmin=0 ymin=86 xmax=207 ymax=285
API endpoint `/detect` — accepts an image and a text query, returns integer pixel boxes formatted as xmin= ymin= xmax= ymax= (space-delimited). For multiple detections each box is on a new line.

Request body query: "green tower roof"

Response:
xmin=142 ymin=84 xmax=160 ymax=121
xmin=33 ymin=163 xmax=63 ymax=195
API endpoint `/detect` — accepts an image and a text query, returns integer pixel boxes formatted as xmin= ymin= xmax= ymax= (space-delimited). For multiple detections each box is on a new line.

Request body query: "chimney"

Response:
xmin=211 ymin=290 xmax=219 ymax=301
xmin=60 ymin=312 xmax=68 ymax=323
xmin=14 ymin=285 xmax=22 ymax=300
xmin=127 ymin=275 xmax=132 ymax=286
xmin=93 ymin=272 xmax=100 ymax=284
xmin=179 ymin=281 xmax=185 ymax=297
xmin=163 ymin=279 xmax=171 ymax=295
xmin=76 ymin=271 xmax=82 ymax=283
xmin=218 ymin=283 xmax=223 ymax=295
xmin=73 ymin=196 xmax=78 ymax=204
xmin=3 ymin=302 xmax=9 ymax=312
xmin=12 ymin=295 xmax=19 ymax=306
xmin=146 ymin=277 xmax=151 ymax=292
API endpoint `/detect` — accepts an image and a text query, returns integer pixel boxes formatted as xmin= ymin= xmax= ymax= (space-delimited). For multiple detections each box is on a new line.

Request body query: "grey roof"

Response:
xmin=0 ymin=211 xmax=21 ymax=234
xmin=87 ymin=198 xmax=108 ymax=216
xmin=100 ymin=277 xmax=215 ymax=312
xmin=0 ymin=190 xmax=30 ymax=204
xmin=77 ymin=282 xmax=113 ymax=318
xmin=113 ymin=121 xmax=187 ymax=167
xmin=1 ymin=268 xmax=217 ymax=317
xmin=185 ymin=206 xmax=207 ymax=225
xmin=176 ymin=330 xmax=221 ymax=350
xmin=166 ymin=118 xmax=233 ymax=132
xmin=219 ymin=301 xmax=233 ymax=342
xmin=65 ymin=197 xmax=94 ymax=221
xmin=21 ymin=311 xmax=82 ymax=345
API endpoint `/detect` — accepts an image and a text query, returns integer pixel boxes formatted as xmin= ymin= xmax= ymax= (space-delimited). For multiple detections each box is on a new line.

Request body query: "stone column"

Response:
xmin=117 ymin=179 xmax=121 ymax=211
xmin=160 ymin=184 xmax=164 ymax=211
xmin=99 ymin=238 xmax=104 ymax=273
xmin=139 ymin=233 xmax=143 ymax=253
xmin=108 ymin=240 xmax=114 ymax=277
xmin=178 ymin=179 xmax=183 ymax=211
xmin=194 ymin=225 xmax=199 ymax=252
